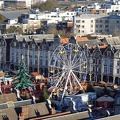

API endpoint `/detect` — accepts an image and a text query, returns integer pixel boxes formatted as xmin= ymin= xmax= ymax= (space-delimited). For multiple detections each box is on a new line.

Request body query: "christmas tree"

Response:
xmin=11 ymin=55 xmax=33 ymax=89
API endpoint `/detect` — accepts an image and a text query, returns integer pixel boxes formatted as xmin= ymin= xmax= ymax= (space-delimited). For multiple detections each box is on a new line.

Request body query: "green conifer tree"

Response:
xmin=11 ymin=55 xmax=33 ymax=89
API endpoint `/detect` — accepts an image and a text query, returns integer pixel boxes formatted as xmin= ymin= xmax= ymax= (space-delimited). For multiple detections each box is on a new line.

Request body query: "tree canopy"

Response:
xmin=11 ymin=56 xmax=33 ymax=89
xmin=32 ymin=0 xmax=62 ymax=11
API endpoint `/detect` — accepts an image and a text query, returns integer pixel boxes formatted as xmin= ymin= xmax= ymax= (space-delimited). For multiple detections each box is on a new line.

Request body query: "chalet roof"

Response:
xmin=43 ymin=111 xmax=90 ymax=120
xmin=105 ymin=37 xmax=120 ymax=45
xmin=0 ymin=102 xmax=50 ymax=120
xmin=0 ymin=93 xmax=17 ymax=104
xmin=0 ymin=108 xmax=18 ymax=120
xmin=97 ymin=114 xmax=120 ymax=120
xmin=23 ymin=102 xmax=50 ymax=119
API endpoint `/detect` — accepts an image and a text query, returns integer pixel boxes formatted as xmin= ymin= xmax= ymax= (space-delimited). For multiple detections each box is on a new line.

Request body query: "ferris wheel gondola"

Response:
xmin=48 ymin=43 xmax=87 ymax=104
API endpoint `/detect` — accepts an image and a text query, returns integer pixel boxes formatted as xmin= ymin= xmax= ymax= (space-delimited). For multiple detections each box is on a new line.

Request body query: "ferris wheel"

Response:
xmin=48 ymin=43 xmax=87 ymax=104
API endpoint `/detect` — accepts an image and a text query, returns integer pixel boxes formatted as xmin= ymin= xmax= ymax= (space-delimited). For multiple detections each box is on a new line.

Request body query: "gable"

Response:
xmin=103 ymin=45 xmax=114 ymax=57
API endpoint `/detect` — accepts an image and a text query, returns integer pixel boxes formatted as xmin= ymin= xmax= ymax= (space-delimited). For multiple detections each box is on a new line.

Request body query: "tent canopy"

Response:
xmin=97 ymin=95 xmax=114 ymax=102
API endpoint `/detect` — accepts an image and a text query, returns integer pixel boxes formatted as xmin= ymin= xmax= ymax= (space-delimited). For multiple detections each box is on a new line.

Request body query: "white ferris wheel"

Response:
xmin=48 ymin=43 xmax=87 ymax=104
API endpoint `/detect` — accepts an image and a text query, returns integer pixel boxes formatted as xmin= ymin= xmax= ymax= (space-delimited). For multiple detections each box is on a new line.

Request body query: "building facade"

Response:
xmin=1 ymin=34 xmax=120 ymax=84
xmin=73 ymin=14 xmax=120 ymax=36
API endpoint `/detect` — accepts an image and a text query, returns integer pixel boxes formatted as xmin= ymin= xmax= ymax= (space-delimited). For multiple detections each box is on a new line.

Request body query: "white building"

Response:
xmin=0 ymin=1 xmax=4 ymax=9
xmin=73 ymin=14 xmax=120 ymax=36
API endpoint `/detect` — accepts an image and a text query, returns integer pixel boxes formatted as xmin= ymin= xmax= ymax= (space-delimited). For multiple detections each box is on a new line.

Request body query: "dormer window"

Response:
xmin=14 ymin=42 xmax=16 ymax=46
xmin=107 ymin=51 xmax=111 ymax=57
xmin=32 ymin=44 xmax=35 ymax=49
xmin=23 ymin=43 xmax=25 ymax=47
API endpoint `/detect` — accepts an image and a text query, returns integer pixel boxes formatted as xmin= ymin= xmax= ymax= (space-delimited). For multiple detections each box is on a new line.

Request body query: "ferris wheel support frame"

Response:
xmin=60 ymin=70 xmax=71 ymax=105
xmin=48 ymin=71 xmax=66 ymax=100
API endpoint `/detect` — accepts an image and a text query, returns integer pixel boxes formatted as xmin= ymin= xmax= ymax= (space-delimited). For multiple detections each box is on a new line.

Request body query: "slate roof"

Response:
xmin=104 ymin=37 xmax=120 ymax=45
xmin=17 ymin=34 xmax=54 ymax=42
xmin=77 ymin=39 xmax=102 ymax=47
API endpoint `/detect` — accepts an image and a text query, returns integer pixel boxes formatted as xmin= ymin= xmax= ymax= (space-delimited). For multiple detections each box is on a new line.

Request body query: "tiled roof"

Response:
xmin=76 ymin=37 xmax=88 ymax=41
xmin=31 ymin=72 xmax=41 ymax=76
xmin=61 ymin=38 xmax=69 ymax=44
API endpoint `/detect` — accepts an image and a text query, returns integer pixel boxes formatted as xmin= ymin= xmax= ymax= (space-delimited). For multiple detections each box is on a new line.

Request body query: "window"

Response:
xmin=100 ymin=20 xmax=102 ymax=23
xmin=82 ymin=20 xmax=85 ymax=23
xmin=117 ymin=69 xmax=120 ymax=74
xmin=110 ymin=67 xmax=113 ymax=74
xmin=105 ymin=20 xmax=109 ymax=23
xmin=96 ymin=25 xmax=98 ymax=27
xmin=110 ymin=60 xmax=113 ymax=67
xmin=100 ymin=25 xmax=102 ymax=28
xmin=82 ymin=30 xmax=84 ymax=33
xmin=93 ymin=59 xmax=96 ymax=63
xmin=116 ymin=21 xmax=119 ymax=23
xmin=104 ymin=66 xmax=107 ymax=73
xmin=96 ymin=20 xmax=99 ymax=23
xmin=76 ymin=20 xmax=80 ymax=23
xmin=91 ymin=20 xmax=93 ymax=23
xmin=82 ymin=25 xmax=84 ymax=28
xmin=117 ymin=61 xmax=120 ymax=66
xmin=76 ymin=25 xmax=80 ymax=28
xmin=98 ymin=59 xmax=101 ymax=64
xmin=91 ymin=25 xmax=93 ymax=28
xmin=93 ymin=66 xmax=96 ymax=72
xmin=105 ymin=25 xmax=109 ymax=28
xmin=97 ymin=67 xmax=101 ymax=72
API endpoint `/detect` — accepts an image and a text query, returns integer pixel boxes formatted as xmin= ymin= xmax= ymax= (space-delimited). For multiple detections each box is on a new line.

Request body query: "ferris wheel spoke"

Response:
xmin=56 ymin=54 xmax=67 ymax=67
xmin=72 ymin=62 xmax=86 ymax=70
xmin=50 ymin=70 xmax=65 ymax=78
xmin=48 ymin=71 xmax=66 ymax=100
xmin=49 ymin=65 xmax=65 ymax=70
xmin=71 ymin=71 xmax=85 ymax=93
xmin=71 ymin=52 xmax=77 ymax=65
xmin=71 ymin=55 xmax=83 ymax=67
xmin=72 ymin=59 xmax=86 ymax=69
